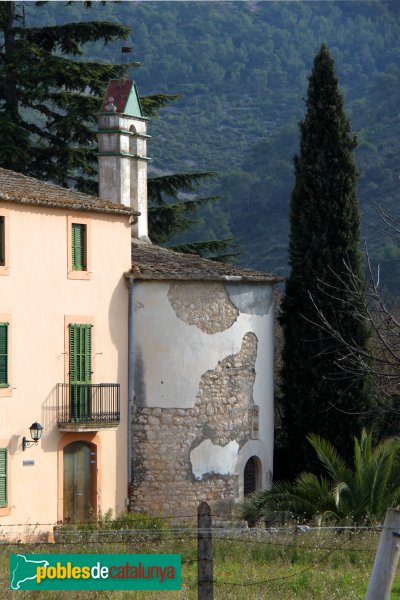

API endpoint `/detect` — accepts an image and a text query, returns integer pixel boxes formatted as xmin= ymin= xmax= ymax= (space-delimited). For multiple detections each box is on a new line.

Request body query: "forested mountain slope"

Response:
xmin=24 ymin=1 xmax=400 ymax=291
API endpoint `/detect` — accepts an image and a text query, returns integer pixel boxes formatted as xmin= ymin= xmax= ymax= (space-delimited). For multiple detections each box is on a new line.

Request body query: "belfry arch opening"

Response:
xmin=129 ymin=125 xmax=138 ymax=154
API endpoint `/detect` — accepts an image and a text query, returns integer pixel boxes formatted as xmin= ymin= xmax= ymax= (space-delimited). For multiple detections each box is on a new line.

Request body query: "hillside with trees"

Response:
xmin=23 ymin=1 xmax=400 ymax=291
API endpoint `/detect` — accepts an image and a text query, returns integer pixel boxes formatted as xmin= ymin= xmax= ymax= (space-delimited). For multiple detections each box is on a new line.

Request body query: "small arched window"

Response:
xmin=251 ymin=406 xmax=259 ymax=440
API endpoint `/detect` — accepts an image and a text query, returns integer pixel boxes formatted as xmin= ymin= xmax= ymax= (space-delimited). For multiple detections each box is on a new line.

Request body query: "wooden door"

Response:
xmin=63 ymin=442 xmax=93 ymax=522
xmin=244 ymin=456 xmax=258 ymax=496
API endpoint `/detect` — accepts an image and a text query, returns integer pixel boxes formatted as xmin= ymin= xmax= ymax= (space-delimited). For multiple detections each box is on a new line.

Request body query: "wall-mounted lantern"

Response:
xmin=22 ymin=422 xmax=43 ymax=451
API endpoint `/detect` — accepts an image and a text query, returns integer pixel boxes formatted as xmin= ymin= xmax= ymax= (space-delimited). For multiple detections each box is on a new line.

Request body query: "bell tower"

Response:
xmin=97 ymin=79 xmax=150 ymax=240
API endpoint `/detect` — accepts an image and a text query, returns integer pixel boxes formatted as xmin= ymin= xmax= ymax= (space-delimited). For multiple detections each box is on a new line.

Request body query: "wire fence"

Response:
xmin=0 ymin=514 xmax=389 ymax=598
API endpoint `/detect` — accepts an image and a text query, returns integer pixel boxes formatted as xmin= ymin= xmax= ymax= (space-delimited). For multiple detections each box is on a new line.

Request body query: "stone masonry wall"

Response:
xmin=130 ymin=332 xmax=258 ymax=518
xmin=167 ymin=281 xmax=239 ymax=334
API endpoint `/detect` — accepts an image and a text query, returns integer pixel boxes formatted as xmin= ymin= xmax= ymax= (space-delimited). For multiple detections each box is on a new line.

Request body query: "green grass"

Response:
xmin=1 ymin=525 xmax=399 ymax=599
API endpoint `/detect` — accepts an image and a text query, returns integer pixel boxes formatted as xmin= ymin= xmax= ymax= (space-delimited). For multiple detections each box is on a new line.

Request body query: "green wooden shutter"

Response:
xmin=0 ymin=323 xmax=8 ymax=387
xmin=0 ymin=216 xmax=4 ymax=266
xmin=69 ymin=324 xmax=76 ymax=383
xmin=69 ymin=324 xmax=78 ymax=420
xmin=0 ymin=448 xmax=7 ymax=507
xmin=69 ymin=324 xmax=92 ymax=420
xmin=72 ymin=224 xmax=86 ymax=271
xmin=69 ymin=324 xmax=92 ymax=384
xmin=83 ymin=325 xmax=92 ymax=383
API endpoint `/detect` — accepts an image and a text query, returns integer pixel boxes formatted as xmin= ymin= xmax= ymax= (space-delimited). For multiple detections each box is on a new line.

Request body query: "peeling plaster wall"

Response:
xmin=131 ymin=280 xmax=275 ymax=517
xmin=191 ymin=440 xmax=239 ymax=479
xmin=168 ymin=282 xmax=239 ymax=334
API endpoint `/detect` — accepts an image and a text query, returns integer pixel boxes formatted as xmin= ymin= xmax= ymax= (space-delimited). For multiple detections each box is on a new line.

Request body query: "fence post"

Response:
xmin=365 ymin=508 xmax=400 ymax=600
xmin=198 ymin=501 xmax=213 ymax=600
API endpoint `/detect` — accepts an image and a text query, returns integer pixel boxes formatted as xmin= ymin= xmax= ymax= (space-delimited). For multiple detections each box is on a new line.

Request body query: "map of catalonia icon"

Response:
xmin=10 ymin=554 xmax=50 ymax=590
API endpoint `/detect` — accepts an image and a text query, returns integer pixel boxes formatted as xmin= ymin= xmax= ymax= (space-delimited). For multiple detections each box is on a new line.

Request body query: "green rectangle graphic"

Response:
xmin=10 ymin=553 xmax=181 ymax=590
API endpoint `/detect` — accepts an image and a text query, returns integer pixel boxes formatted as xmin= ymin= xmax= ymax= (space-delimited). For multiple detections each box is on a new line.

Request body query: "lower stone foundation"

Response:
xmin=130 ymin=333 xmax=257 ymax=518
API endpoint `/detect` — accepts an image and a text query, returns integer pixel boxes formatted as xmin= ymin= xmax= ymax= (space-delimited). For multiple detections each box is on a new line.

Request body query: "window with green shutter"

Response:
xmin=0 ymin=217 xmax=4 ymax=266
xmin=0 ymin=323 xmax=8 ymax=387
xmin=69 ymin=324 xmax=92 ymax=420
xmin=0 ymin=448 xmax=7 ymax=507
xmin=72 ymin=223 xmax=86 ymax=271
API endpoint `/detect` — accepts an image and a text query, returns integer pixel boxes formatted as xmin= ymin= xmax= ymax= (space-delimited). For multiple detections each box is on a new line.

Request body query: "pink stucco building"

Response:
xmin=0 ymin=168 xmax=136 ymax=536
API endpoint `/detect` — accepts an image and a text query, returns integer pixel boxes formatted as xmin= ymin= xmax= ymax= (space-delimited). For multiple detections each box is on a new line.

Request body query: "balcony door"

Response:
xmin=63 ymin=441 xmax=94 ymax=522
xmin=69 ymin=324 xmax=92 ymax=421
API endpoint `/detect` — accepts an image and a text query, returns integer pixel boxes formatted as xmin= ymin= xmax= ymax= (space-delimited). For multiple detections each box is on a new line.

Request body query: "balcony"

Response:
xmin=56 ymin=384 xmax=120 ymax=430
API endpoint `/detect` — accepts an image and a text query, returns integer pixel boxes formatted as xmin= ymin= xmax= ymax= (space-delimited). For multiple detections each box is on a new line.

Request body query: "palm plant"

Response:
xmin=239 ymin=430 xmax=400 ymax=525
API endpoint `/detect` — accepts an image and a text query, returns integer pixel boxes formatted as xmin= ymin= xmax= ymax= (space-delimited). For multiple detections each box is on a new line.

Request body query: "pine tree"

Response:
xmin=0 ymin=2 xmax=235 ymax=259
xmin=279 ymin=45 xmax=373 ymax=478
xmin=0 ymin=1 xmax=133 ymax=190
xmin=148 ymin=172 xmax=237 ymax=260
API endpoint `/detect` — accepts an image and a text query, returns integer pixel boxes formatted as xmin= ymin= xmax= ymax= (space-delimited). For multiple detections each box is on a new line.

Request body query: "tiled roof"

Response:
xmin=130 ymin=241 xmax=282 ymax=283
xmin=101 ymin=79 xmax=143 ymax=117
xmin=0 ymin=167 xmax=139 ymax=217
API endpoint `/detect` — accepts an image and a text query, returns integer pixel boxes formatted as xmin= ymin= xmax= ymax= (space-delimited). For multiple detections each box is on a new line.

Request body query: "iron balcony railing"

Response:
xmin=56 ymin=383 xmax=120 ymax=426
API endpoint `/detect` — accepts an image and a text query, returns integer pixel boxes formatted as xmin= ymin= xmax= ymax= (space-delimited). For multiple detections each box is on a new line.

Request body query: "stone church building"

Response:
xmin=97 ymin=79 xmax=281 ymax=518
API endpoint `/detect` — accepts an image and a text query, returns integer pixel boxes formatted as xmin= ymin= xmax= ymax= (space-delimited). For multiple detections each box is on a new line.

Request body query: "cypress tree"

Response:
xmin=279 ymin=44 xmax=373 ymax=477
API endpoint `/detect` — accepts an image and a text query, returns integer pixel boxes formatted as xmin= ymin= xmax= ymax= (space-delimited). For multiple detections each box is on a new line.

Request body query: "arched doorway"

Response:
xmin=63 ymin=441 xmax=94 ymax=522
xmin=244 ymin=456 xmax=261 ymax=496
